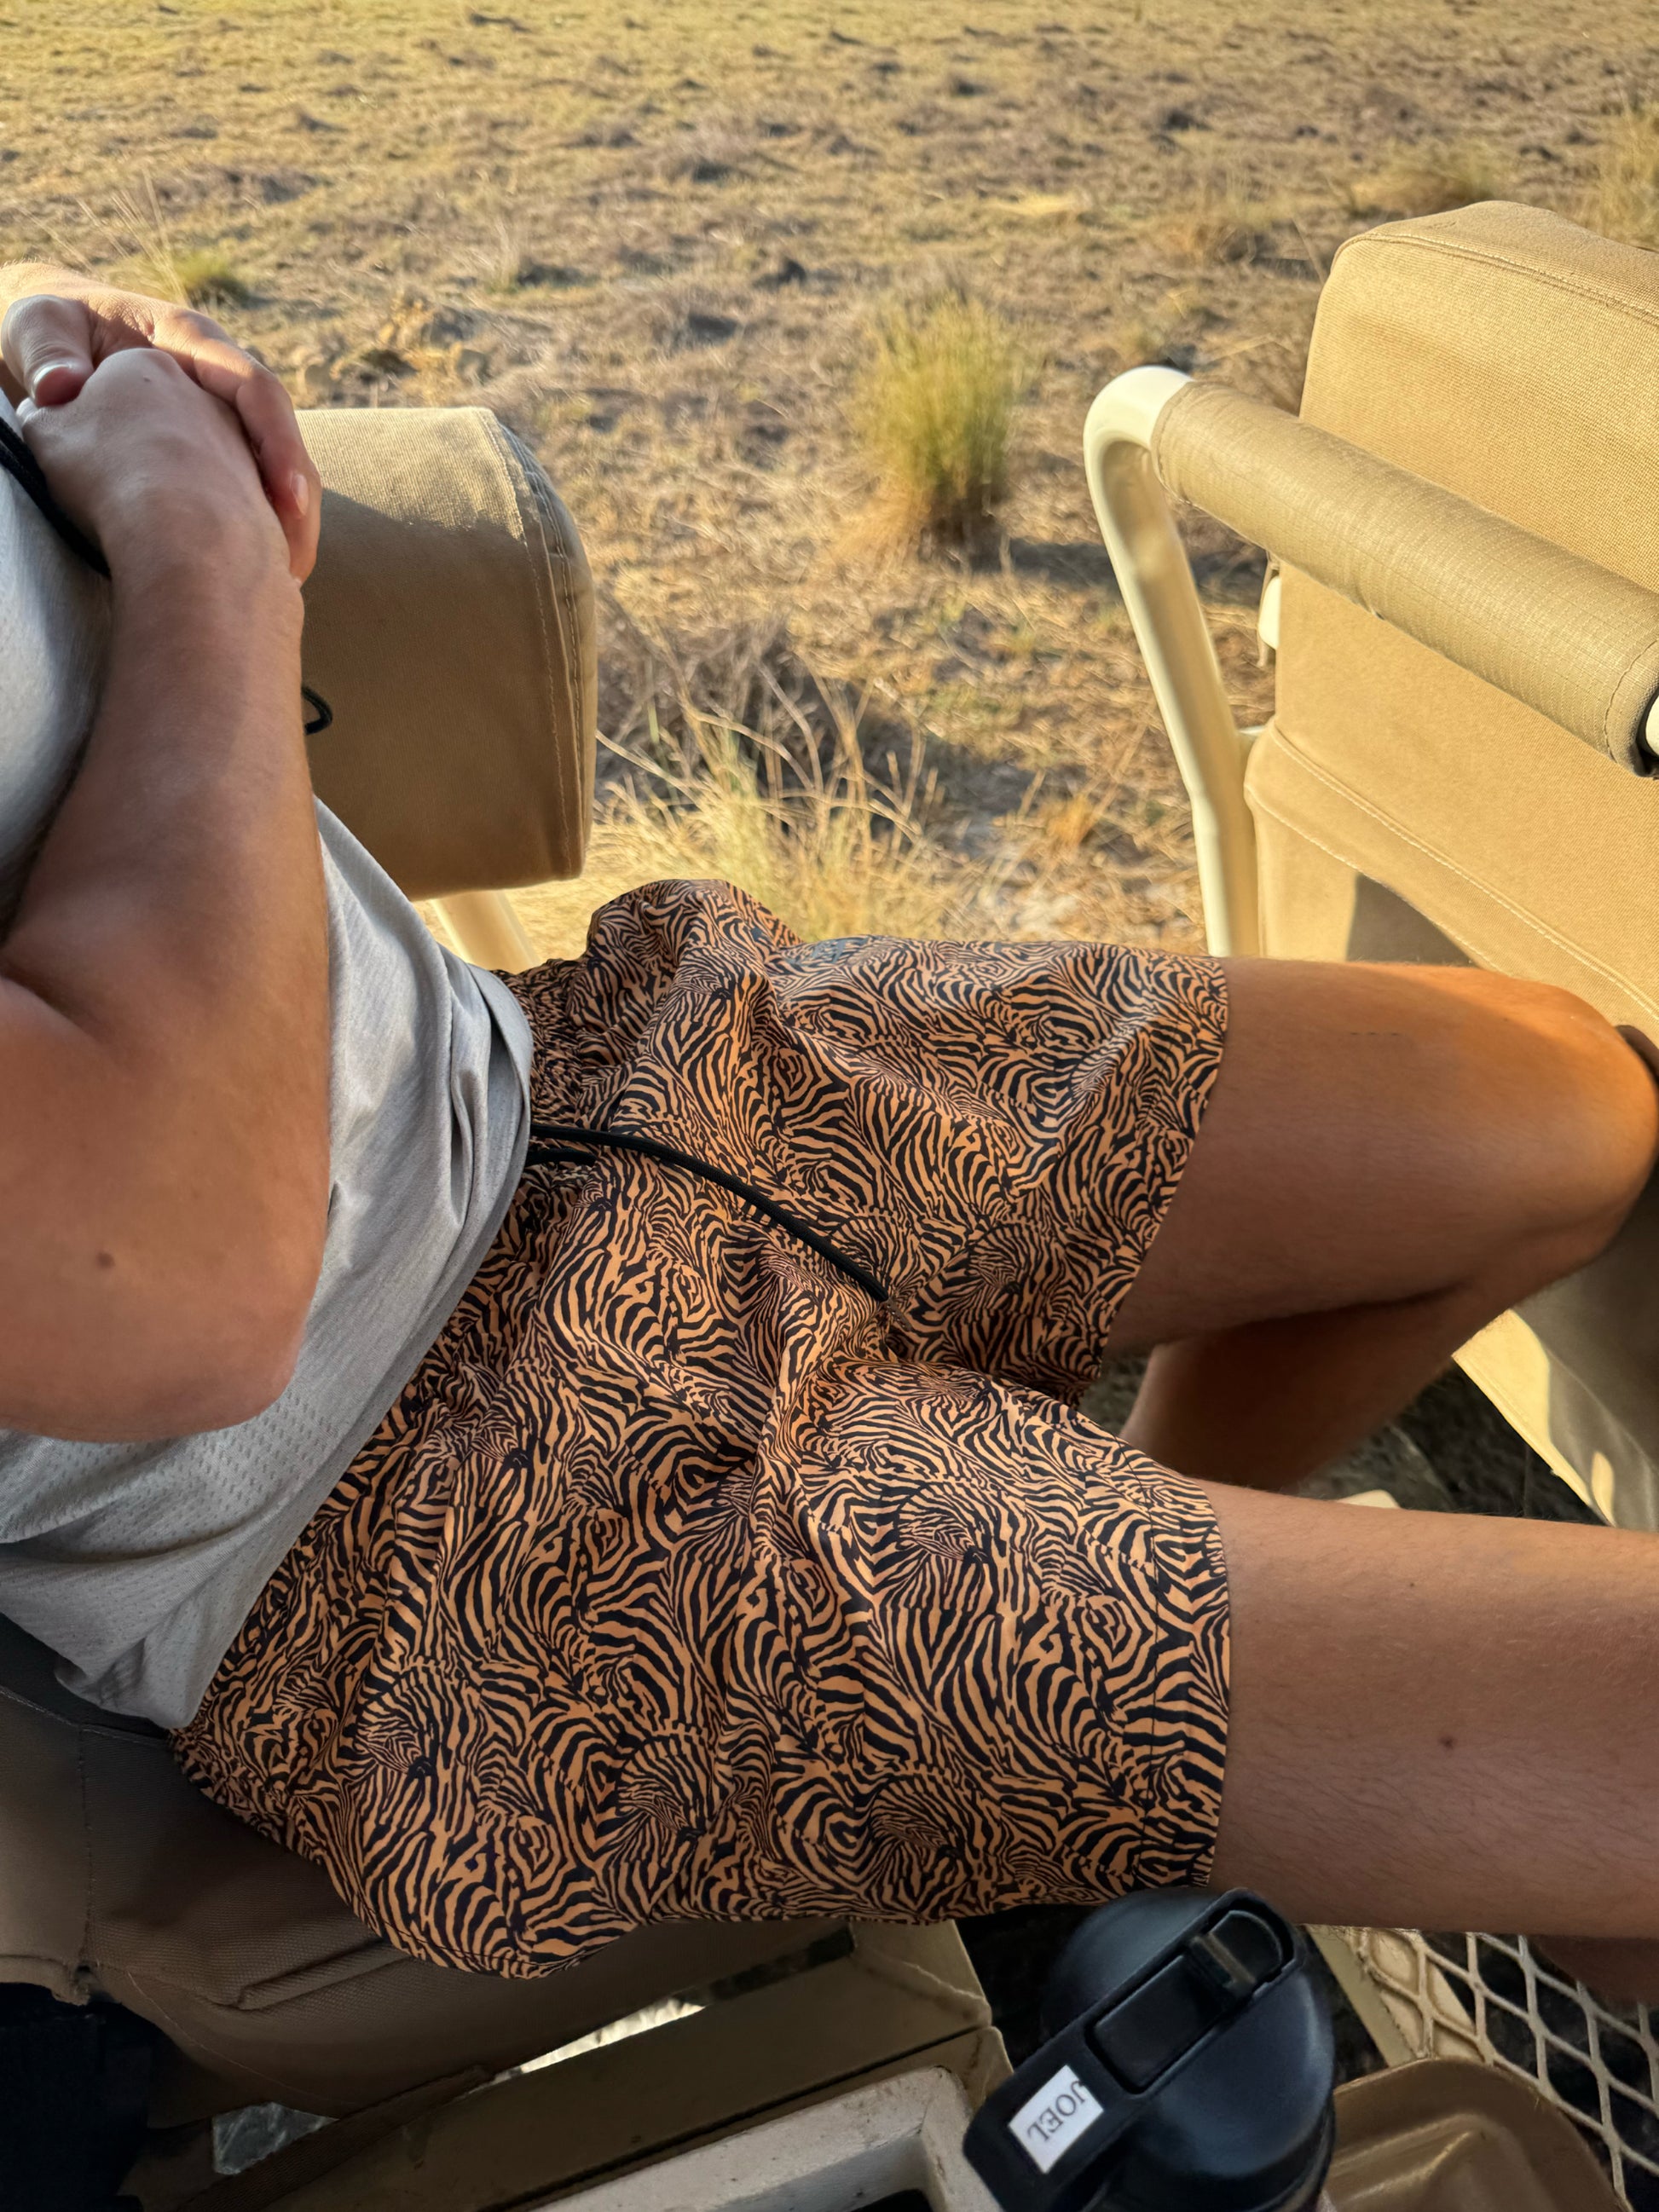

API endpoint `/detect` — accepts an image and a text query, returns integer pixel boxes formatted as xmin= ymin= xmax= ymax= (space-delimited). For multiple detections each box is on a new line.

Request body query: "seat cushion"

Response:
xmin=0 ymin=1615 xmax=835 ymax=2118
xmin=1259 ymin=200 xmax=1659 ymax=1029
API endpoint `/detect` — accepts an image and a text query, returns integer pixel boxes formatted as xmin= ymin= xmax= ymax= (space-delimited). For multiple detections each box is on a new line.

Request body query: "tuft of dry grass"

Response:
xmin=1581 ymin=105 xmax=1659 ymax=247
xmin=852 ymin=292 xmax=1028 ymax=554
xmin=1112 ymin=284 xmax=1207 ymax=371
xmin=82 ymin=180 xmax=251 ymax=310
xmin=999 ymin=191 xmax=1090 ymax=223
xmin=493 ymin=605 xmax=1204 ymax=966
xmin=481 ymin=214 xmax=535 ymax=295
xmin=1344 ymin=140 xmax=1507 ymax=219
xmin=1156 ymin=174 xmax=1275 ymax=266
xmin=512 ymin=694 xmax=1031 ymax=959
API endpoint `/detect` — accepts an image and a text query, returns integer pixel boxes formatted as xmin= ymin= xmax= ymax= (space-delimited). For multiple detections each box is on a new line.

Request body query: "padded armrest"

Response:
xmin=298 ymin=407 xmax=595 ymax=898
xmin=1150 ymin=379 xmax=1659 ymax=775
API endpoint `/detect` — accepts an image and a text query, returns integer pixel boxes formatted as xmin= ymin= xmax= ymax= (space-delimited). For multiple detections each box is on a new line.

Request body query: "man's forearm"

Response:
xmin=9 ymin=527 xmax=321 ymax=1044
xmin=0 ymin=517 xmax=329 ymax=1437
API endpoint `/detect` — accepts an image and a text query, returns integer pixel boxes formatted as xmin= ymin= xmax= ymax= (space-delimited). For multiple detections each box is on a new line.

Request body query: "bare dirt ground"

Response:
xmin=6 ymin=0 xmax=1657 ymax=951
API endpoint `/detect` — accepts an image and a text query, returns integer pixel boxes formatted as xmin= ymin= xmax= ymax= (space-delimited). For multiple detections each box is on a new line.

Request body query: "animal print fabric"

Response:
xmin=174 ymin=881 xmax=1232 ymax=1978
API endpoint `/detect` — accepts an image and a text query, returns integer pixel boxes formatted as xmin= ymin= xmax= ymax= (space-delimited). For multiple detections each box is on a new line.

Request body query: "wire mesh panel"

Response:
xmin=1329 ymin=1926 xmax=1659 ymax=2209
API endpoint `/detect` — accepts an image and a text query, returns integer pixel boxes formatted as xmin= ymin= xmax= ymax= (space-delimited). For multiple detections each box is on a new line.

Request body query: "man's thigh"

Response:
xmin=1206 ymin=1479 xmax=1659 ymax=1939
xmin=1109 ymin=956 xmax=1652 ymax=1351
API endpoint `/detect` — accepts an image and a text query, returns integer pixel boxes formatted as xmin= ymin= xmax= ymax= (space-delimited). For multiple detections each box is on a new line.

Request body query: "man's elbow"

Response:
xmin=3 ymin=1242 xmax=319 ymax=1443
xmin=160 ymin=1152 xmax=329 ymax=1432
xmin=147 ymin=1293 xmax=311 ymax=1435
xmin=130 ymin=1235 xmax=319 ymax=1435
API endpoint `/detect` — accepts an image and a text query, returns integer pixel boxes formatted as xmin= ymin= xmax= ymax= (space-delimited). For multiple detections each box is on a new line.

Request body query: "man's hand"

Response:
xmin=17 ymin=347 xmax=292 ymax=591
xmin=0 ymin=263 xmax=321 ymax=580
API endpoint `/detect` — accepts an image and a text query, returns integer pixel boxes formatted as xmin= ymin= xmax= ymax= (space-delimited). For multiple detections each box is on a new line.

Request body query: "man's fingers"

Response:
xmin=228 ymin=362 xmax=321 ymax=583
xmin=0 ymin=296 xmax=96 ymax=408
xmin=151 ymin=315 xmax=321 ymax=580
xmin=1 ymin=286 xmax=321 ymax=581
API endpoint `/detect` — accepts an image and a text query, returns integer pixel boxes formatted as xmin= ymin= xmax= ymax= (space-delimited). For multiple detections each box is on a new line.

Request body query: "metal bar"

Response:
xmin=1307 ymin=1927 xmax=1417 ymax=2071
xmin=1083 ymin=367 xmax=1261 ymax=958
xmin=432 ymin=887 xmax=537 ymax=973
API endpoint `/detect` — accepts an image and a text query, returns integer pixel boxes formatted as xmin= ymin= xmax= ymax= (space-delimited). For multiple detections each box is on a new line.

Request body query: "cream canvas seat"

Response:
xmin=0 ymin=406 xmax=998 ymax=2207
xmin=1086 ymin=199 xmax=1659 ymax=1534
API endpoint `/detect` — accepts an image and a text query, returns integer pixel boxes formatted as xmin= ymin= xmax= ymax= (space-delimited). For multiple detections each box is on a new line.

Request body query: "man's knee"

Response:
xmin=1458 ymin=972 xmax=1659 ymax=1273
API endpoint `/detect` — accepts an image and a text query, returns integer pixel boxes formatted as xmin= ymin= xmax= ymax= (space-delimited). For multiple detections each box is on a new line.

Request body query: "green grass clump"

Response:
xmin=170 ymin=247 xmax=251 ymax=309
xmin=1582 ymin=106 xmax=1659 ymax=248
xmin=853 ymin=293 xmax=1026 ymax=553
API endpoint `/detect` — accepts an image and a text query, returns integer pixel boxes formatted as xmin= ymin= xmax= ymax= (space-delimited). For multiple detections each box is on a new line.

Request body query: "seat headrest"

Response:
xmin=298 ymin=406 xmax=596 ymax=900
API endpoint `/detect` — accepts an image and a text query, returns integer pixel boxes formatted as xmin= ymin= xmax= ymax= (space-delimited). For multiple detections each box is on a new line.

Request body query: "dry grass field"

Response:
xmin=6 ymin=0 xmax=1659 ymax=954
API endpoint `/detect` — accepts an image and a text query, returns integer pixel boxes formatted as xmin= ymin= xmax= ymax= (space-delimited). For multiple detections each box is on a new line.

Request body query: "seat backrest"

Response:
xmin=1244 ymin=202 xmax=1659 ymax=1525
xmin=299 ymin=406 xmax=596 ymax=900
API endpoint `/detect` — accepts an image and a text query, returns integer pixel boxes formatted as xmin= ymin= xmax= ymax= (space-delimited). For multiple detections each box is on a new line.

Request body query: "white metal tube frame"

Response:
xmin=431 ymin=887 xmax=537 ymax=972
xmin=1084 ymin=367 xmax=1261 ymax=958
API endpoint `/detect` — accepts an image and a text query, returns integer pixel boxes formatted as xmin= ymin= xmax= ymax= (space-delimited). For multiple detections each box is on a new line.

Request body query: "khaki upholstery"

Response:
xmin=1240 ymin=201 xmax=1659 ymax=1525
xmin=299 ymin=406 xmax=595 ymax=898
xmin=0 ymin=1614 xmax=835 ymax=2120
xmin=1153 ymin=378 xmax=1659 ymax=773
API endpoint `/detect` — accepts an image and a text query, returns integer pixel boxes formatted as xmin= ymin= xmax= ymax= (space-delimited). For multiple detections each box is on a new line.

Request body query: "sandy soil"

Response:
xmin=5 ymin=0 xmax=1656 ymax=947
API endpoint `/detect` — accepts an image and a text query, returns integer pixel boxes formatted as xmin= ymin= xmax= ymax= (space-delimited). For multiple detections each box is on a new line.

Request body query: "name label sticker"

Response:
xmin=1009 ymin=2066 xmax=1106 ymax=2174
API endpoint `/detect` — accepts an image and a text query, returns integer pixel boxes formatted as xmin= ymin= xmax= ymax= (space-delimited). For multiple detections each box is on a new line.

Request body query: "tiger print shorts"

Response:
xmin=173 ymin=881 xmax=1232 ymax=1979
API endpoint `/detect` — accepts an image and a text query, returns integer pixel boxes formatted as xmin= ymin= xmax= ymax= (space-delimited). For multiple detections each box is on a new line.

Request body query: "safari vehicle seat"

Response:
xmin=1085 ymin=199 xmax=1659 ymax=1537
xmin=0 ymin=406 xmax=987 ymax=2203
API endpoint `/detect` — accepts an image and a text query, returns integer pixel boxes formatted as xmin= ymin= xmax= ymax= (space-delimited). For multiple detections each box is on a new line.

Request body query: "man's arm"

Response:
xmin=0 ymin=345 xmax=329 ymax=1441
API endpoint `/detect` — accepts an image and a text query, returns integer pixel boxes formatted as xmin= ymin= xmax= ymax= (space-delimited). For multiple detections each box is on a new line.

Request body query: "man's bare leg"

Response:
xmin=1109 ymin=960 xmax=1659 ymax=1489
xmin=1094 ymin=958 xmax=1659 ymax=1966
xmin=1206 ymin=1482 xmax=1659 ymax=1942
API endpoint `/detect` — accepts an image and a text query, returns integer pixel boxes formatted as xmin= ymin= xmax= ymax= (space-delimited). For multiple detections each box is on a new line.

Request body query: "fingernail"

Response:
xmin=290 ymin=471 xmax=311 ymax=517
xmin=32 ymin=361 xmax=81 ymax=406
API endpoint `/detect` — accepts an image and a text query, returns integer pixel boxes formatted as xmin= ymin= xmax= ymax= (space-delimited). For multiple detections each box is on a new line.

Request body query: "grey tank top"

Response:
xmin=0 ymin=395 xmax=531 ymax=1725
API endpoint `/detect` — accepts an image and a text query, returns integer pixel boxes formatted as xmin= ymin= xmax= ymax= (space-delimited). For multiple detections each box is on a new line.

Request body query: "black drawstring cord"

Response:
xmin=527 ymin=1121 xmax=890 ymax=1305
xmin=1 ymin=413 xmax=334 ymax=737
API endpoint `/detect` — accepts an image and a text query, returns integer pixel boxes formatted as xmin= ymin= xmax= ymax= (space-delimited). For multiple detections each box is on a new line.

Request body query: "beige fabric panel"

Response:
xmin=1267 ymin=201 xmax=1659 ymax=1027
xmin=103 ymin=1870 xmax=838 ymax=2120
xmin=1255 ymin=193 xmax=1659 ymax=1539
xmin=1250 ymin=776 xmax=1361 ymax=964
xmin=1459 ymin=1306 xmax=1659 ymax=1535
xmin=1249 ymin=710 xmax=1659 ymax=1031
xmin=1153 ymin=378 xmax=1659 ymax=772
xmin=299 ymin=406 xmax=596 ymax=900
